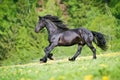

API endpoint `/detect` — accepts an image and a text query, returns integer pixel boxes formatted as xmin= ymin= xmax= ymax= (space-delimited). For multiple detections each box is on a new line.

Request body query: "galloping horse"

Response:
xmin=35 ymin=15 xmax=107 ymax=63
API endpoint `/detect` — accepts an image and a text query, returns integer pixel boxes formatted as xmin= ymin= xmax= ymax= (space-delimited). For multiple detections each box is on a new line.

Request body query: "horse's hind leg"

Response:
xmin=86 ymin=42 xmax=97 ymax=59
xmin=69 ymin=44 xmax=84 ymax=61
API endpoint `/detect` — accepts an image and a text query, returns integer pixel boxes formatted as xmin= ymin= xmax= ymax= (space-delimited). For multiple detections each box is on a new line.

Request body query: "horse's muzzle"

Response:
xmin=35 ymin=28 xmax=39 ymax=33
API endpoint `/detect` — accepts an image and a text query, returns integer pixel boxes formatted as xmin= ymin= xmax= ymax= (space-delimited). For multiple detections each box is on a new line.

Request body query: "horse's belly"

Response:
xmin=58 ymin=33 xmax=81 ymax=46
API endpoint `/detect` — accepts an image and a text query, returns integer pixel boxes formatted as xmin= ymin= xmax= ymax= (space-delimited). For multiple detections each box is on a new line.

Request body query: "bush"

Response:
xmin=0 ymin=0 xmax=47 ymax=65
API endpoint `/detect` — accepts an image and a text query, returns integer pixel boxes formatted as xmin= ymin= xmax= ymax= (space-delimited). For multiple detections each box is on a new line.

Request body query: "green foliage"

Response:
xmin=63 ymin=0 xmax=87 ymax=27
xmin=63 ymin=0 xmax=106 ymax=27
xmin=38 ymin=0 xmax=62 ymax=17
xmin=108 ymin=0 xmax=120 ymax=19
xmin=0 ymin=0 xmax=16 ymax=60
xmin=108 ymin=0 xmax=120 ymax=42
xmin=0 ymin=0 xmax=47 ymax=65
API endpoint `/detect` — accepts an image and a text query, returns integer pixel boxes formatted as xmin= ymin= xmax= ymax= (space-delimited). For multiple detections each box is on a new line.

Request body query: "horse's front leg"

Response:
xmin=48 ymin=53 xmax=54 ymax=60
xmin=43 ymin=44 xmax=54 ymax=60
xmin=40 ymin=43 xmax=56 ymax=63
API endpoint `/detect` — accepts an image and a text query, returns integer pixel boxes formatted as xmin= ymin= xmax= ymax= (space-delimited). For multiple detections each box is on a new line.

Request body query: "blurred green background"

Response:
xmin=0 ymin=0 xmax=120 ymax=66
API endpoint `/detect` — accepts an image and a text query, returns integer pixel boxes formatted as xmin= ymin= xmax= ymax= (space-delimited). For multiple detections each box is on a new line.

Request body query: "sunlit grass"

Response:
xmin=0 ymin=52 xmax=120 ymax=80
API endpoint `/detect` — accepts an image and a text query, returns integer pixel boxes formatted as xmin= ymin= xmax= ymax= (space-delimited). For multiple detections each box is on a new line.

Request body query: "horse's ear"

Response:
xmin=39 ymin=16 xmax=42 ymax=19
xmin=42 ymin=17 xmax=46 ymax=20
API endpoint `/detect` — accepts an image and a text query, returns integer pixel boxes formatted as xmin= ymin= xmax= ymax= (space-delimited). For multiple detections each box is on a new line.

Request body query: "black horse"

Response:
xmin=35 ymin=15 xmax=107 ymax=63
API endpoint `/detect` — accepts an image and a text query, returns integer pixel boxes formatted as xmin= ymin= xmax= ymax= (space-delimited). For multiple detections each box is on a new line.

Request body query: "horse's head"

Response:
xmin=35 ymin=16 xmax=46 ymax=33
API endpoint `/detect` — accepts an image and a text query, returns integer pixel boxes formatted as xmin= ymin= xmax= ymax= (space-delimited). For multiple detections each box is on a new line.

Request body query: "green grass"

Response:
xmin=0 ymin=52 xmax=120 ymax=80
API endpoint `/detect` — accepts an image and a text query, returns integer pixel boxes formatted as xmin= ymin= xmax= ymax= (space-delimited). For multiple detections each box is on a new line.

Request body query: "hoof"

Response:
xmin=48 ymin=53 xmax=54 ymax=60
xmin=68 ymin=58 xmax=75 ymax=61
xmin=40 ymin=58 xmax=47 ymax=63
xmin=93 ymin=56 xmax=97 ymax=59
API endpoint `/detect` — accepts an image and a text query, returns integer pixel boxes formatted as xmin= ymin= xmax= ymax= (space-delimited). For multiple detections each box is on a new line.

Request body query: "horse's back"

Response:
xmin=62 ymin=27 xmax=93 ymax=41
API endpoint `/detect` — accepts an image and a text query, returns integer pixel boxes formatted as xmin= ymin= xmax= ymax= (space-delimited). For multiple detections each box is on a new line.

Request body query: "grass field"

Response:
xmin=0 ymin=52 xmax=120 ymax=80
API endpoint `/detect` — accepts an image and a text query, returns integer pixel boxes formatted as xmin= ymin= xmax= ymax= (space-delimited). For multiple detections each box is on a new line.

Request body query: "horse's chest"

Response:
xmin=49 ymin=34 xmax=60 ymax=43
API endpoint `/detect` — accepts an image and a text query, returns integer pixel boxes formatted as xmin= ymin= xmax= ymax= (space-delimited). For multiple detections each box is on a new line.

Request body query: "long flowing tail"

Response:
xmin=91 ymin=31 xmax=107 ymax=50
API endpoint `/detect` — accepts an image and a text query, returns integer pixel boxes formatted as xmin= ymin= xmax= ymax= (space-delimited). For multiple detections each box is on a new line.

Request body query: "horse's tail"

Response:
xmin=91 ymin=31 xmax=107 ymax=50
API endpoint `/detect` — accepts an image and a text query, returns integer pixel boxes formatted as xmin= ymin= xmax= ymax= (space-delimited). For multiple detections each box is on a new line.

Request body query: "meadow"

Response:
xmin=0 ymin=52 xmax=120 ymax=80
xmin=0 ymin=1 xmax=120 ymax=80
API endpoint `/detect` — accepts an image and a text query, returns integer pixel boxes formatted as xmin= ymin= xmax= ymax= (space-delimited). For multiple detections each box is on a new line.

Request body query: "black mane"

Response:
xmin=43 ymin=15 xmax=69 ymax=30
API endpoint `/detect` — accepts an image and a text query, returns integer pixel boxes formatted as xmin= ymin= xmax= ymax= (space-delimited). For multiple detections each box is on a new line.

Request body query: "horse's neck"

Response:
xmin=45 ymin=19 xmax=58 ymax=35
